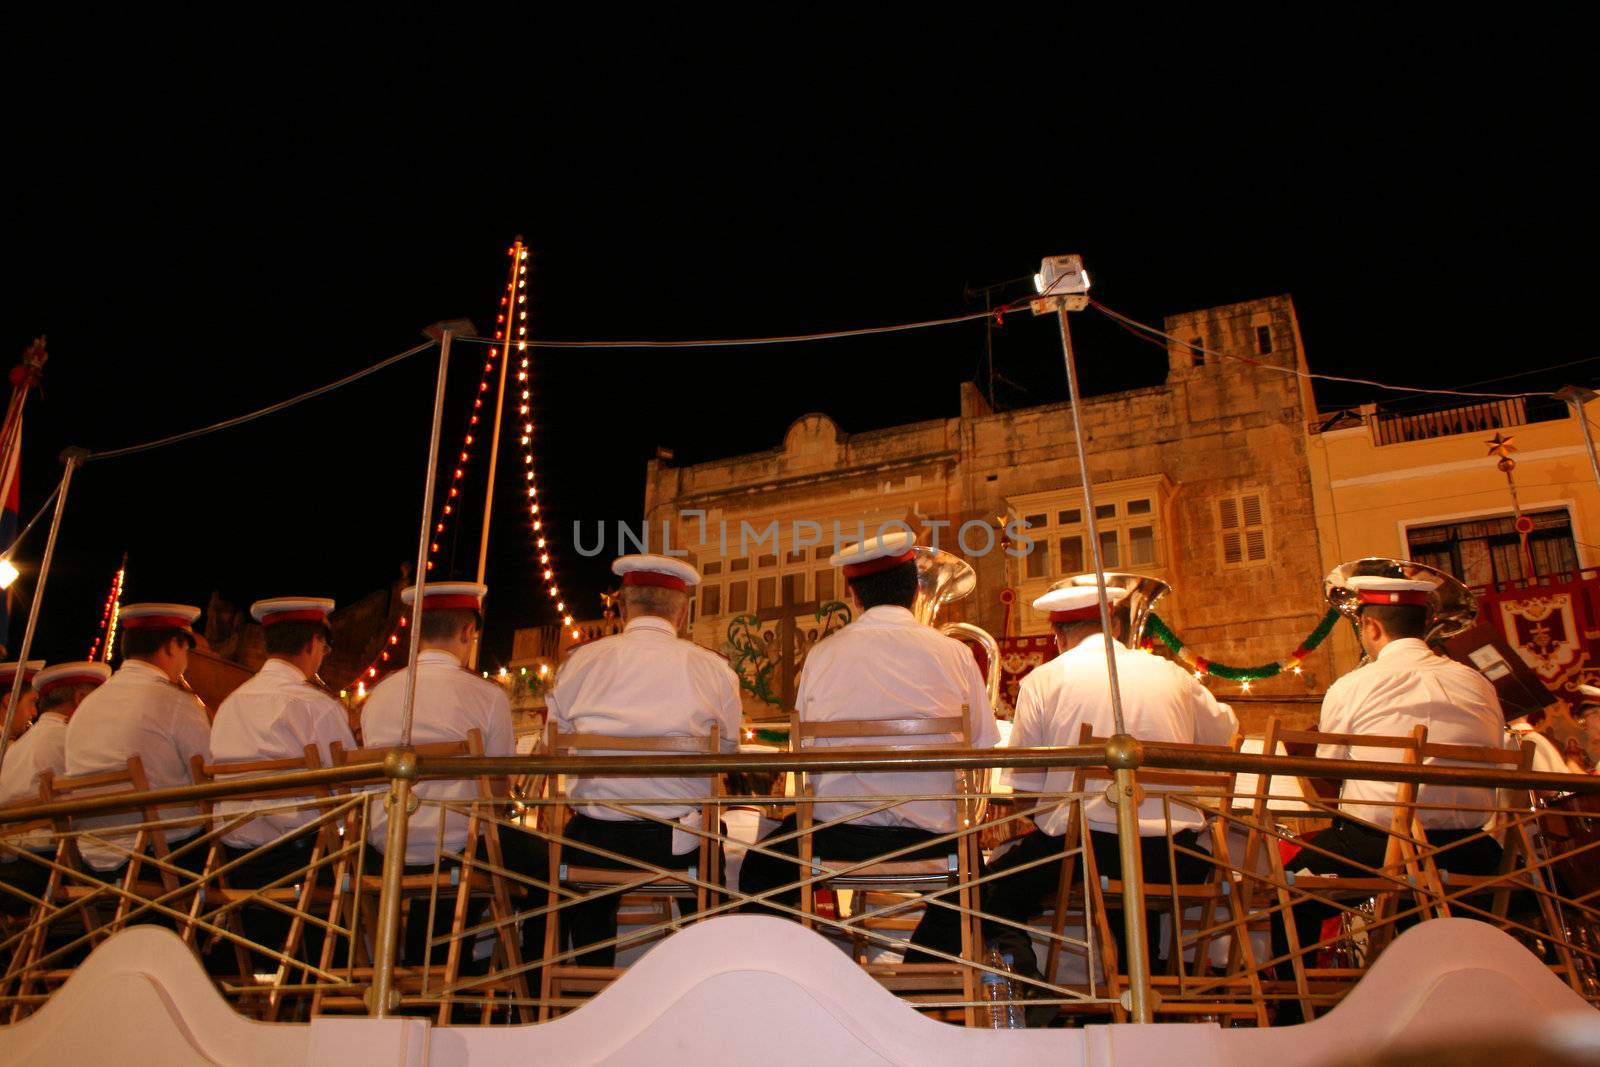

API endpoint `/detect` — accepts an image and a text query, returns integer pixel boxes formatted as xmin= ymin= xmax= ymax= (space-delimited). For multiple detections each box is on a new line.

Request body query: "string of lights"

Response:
xmin=352 ymin=241 xmax=576 ymax=683
xmin=503 ymin=247 xmax=577 ymax=640
xmin=85 ymin=554 xmax=127 ymax=662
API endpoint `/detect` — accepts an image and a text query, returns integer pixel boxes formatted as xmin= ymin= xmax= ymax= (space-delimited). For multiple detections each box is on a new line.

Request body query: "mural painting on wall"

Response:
xmin=725 ymin=602 xmax=853 ymax=708
xmin=1488 ymin=582 xmax=1600 ymax=772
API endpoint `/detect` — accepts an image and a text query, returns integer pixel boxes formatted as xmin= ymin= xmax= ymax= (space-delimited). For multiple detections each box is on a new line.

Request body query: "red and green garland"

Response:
xmin=1142 ymin=607 xmax=1342 ymax=682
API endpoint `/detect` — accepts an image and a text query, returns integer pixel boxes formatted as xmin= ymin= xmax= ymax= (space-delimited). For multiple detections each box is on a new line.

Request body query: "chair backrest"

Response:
xmin=1258 ymin=718 xmax=1426 ymax=834
xmin=1076 ymin=724 xmax=1240 ymax=805
xmin=190 ymin=745 xmax=325 ymax=806
xmin=39 ymin=755 xmax=181 ymax=890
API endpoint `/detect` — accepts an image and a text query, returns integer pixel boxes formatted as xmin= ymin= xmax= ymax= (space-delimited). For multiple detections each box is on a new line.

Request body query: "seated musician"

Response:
xmin=982 ymin=585 xmax=1237 ymax=982
xmin=1276 ymin=574 xmax=1508 ymax=963
xmin=0 ymin=662 xmax=109 ymax=914
xmin=736 ymin=531 xmax=999 ymax=962
xmin=546 ymin=554 xmax=742 ymax=967
xmin=362 ymin=581 xmax=545 ymax=964
xmin=1 ymin=660 xmax=42 ymax=742
xmin=208 ymin=598 xmax=355 ymax=955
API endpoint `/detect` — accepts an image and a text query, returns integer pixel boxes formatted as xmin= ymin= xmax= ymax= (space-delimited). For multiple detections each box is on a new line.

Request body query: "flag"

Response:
xmin=1 ymin=338 xmax=48 ymax=657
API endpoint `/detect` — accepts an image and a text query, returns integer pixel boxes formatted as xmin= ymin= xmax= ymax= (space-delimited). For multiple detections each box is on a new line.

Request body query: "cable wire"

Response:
xmin=0 ymin=480 xmax=63 ymax=560
xmin=86 ymin=340 xmax=437 ymax=462
xmin=1092 ymin=300 xmax=1552 ymax=402
xmin=453 ymin=307 xmax=1017 ymax=351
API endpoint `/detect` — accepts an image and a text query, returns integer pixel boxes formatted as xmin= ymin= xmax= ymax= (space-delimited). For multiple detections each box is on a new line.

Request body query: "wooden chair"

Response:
xmin=187 ymin=745 xmax=356 ymax=1020
xmin=1037 ymin=725 xmax=1265 ymax=1026
xmin=538 ymin=723 xmax=723 ymax=1021
xmin=1244 ymin=720 xmax=1433 ymax=1020
xmin=327 ymin=730 xmax=533 ymax=1024
xmin=7 ymin=756 xmax=196 ymax=1019
xmin=788 ymin=708 xmax=982 ymax=1026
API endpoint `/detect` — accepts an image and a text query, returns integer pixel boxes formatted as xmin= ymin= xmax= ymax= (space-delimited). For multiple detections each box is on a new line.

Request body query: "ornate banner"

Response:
xmin=996 ymin=635 xmax=1058 ymax=718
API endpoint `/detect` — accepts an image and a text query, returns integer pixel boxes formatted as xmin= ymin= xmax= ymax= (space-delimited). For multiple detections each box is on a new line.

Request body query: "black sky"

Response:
xmin=2 ymin=22 xmax=1594 ymax=666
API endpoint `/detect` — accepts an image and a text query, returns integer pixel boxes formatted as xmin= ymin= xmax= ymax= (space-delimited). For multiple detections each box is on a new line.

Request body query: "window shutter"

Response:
xmin=1242 ymin=494 xmax=1263 ymax=528
xmin=1219 ymin=497 xmax=1240 ymax=530
xmin=1246 ymin=528 xmax=1266 ymax=561
xmin=1223 ymin=531 xmax=1244 ymax=565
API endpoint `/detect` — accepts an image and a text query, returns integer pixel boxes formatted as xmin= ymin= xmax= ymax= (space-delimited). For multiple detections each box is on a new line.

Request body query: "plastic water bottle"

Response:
xmin=1000 ymin=952 xmax=1026 ymax=1028
xmin=980 ymin=945 xmax=1024 ymax=1028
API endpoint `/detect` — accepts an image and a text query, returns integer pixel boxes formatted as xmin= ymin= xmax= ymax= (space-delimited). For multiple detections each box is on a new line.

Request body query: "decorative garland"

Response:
xmin=1142 ymin=607 xmax=1342 ymax=683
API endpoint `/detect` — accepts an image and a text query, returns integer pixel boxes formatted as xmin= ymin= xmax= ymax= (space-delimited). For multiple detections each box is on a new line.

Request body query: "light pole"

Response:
xmin=1036 ymin=255 xmax=1154 ymax=1023
xmin=1554 ymin=385 xmax=1600 ymax=502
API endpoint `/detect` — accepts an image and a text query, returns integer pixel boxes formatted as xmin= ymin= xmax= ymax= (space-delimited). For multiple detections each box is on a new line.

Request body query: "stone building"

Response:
xmin=639 ymin=295 xmax=1331 ymax=727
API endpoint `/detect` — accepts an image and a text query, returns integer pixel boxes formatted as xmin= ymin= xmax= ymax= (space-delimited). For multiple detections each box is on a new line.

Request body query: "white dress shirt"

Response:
xmin=64 ymin=660 xmax=212 ymax=870
xmin=1006 ymin=638 xmax=1239 ymax=835
xmin=1317 ymin=638 xmax=1507 ymax=830
xmin=361 ymin=649 xmax=515 ymax=866
xmin=209 ymin=658 xmax=358 ymax=848
xmin=795 ymin=605 xmax=999 ymax=833
xmin=548 ymin=615 xmax=742 ymax=822
xmin=0 ymin=711 xmax=69 ymax=855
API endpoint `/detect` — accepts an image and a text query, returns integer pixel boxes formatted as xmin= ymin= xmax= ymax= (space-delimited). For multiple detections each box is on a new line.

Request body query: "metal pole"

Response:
xmin=399 ymin=331 xmax=454 ymax=747
xmin=1055 ymin=300 xmax=1128 ymax=736
xmin=370 ymin=330 xmax=452 ymax=1017
xmin=470 ymin=239 xmax=524 ymax=668
xmin=0 ymin=450 xmax=83 ymax=767
xmin=1556 ymin=387 xmax=1600 ymax=501
xmin=1055 ymin=298 xmax=1152 ymax=1022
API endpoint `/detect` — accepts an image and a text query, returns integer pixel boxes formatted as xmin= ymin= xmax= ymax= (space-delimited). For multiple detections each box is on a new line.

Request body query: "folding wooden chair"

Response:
xmin=327 ymin=730 xmax=533 ymax=1024
xmin=1244 ymin=719 xmax=1432 ymax=1020
xmin=789 ymin=709 xmax=982 ymax=1026
xmin=7 ymin=756 xmax=197 ymax=1019
xmin=1052 ymin=727 xmax=1265 ymax=1026
xmin=188 ymin=744 xmax=357 ymax=1020
xmin=538 ymin=723 xmax=722 ymax=1021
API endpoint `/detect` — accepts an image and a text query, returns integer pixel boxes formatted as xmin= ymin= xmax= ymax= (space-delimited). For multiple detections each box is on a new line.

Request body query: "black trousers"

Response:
xmin=222 ymin=834 xmax=324 ymax=969
xmin=982 ymin=827 xmax=1208 ymax=972
xmin=1271 ymin=818 xmax=1503 ymax=962
xmin=367 ymin=823 xmax=547 ymax=970
xmin=0 ymin=854 xmax=51 ymax=917
xmin=559 ymin=813 xmax=711 ymax=967
xmin=735 ymin=814 xmax=972 ymax=961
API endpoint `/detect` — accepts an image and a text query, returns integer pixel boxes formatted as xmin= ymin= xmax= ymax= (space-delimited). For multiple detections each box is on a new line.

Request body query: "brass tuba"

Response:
xmin=1324 ymin=556 xmax=1477 ymax=662
xmin=911 ymin=546 xmax=1004 ymax=716
xmin=1047 ymin=571 xmax=1172 ymax=648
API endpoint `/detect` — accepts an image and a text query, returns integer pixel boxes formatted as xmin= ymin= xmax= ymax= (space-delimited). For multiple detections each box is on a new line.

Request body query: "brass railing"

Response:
xmin=2 ymin=741 xmax=1598 ymax=1026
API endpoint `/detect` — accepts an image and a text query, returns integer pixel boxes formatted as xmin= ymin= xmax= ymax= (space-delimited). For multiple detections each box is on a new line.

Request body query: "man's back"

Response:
xmin=548 ymin=615 xmax=741 ymax=820
xmin=1009 ymin=639 xmax=1238 ymax=834
xmin=211 ymin=659 xmax=356 ymax=847
xmin=1318 ymin=637 xmax=1505 ymax=828
xmin=361 ymin=649 xmax=514 ymax=865
xmin=64 ymin=660 xmax=212 ymax=869
xmin=796 ymin=604 xmax=998 ymax=832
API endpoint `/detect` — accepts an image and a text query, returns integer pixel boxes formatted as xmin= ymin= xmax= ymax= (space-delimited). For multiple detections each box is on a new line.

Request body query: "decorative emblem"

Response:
xmin=1500 ymin=594 xmax=1581 ymax=683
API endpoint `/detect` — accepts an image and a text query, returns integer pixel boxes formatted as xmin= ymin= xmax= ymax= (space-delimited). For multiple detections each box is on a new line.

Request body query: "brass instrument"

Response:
xmin=1324 ymin=556 xmax=1478 ymax=662
xmin=911 ymin=547 xmax=1004 ymax=716
xmin=1047 ymin=571 xmax=1172 ymax=648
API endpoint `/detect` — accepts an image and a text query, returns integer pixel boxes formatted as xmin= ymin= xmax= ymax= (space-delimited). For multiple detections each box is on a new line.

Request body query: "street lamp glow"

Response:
xmin=0 ymin=559 xmax=17 ymax=590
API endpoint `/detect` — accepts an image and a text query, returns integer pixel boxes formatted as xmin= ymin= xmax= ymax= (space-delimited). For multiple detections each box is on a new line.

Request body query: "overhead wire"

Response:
xmin=1091 ymin=300 xmax=1553 ymax=402
xmin=85 ymin=340 xmax=438 ymax=462
xmin=0 ymin=481 xmax=63 ymax=560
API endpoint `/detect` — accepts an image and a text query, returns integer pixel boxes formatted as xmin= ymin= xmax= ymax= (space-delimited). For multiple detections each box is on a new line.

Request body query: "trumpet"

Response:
xmin=911 ymin=546 xmax=1004 ymax=716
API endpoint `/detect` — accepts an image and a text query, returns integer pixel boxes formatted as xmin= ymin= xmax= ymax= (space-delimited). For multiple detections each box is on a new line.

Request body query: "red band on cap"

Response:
xmin=38 ymin=674 xmax=103 ymax=695
xmin=1356 ymin=590 xmax=1430 ymax=607
xmin=260 ymin=609 xmax=329 ymax=626
xmin=622 ymin=571 xmax=687 ymax=592
xmin=1049 ymin=606 xmax=1104 ymax=623
xmin=841 ymin=549 xmax=916 ymax=579
xmin=122 ymin=614 xmax=194 ymax=630
xmin=422 ymin=594 xmax=482 ymax=611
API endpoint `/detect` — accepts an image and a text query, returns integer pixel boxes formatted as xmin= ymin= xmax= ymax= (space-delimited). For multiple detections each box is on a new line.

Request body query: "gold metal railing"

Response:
xmin=2 ymin=740 xmax=1599 ymax=1027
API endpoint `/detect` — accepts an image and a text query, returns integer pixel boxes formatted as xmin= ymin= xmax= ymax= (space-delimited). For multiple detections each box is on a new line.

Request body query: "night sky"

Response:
xmin=3 ymin=24 xmax=1593 ymax=667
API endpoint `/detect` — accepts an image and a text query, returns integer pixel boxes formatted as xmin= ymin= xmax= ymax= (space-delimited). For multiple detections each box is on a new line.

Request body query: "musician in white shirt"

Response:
xmin=0 ymin=662 xmax=108 ymax=913
xmin=1278 ymin=575 xmax=1508 ymax=965
xmin=547 ymin=554 xmax=741 ymax=966
xmin=736 ymin=531 xmax=998 ymax=962
xmin=65 ymin=604 xmax=212 ymax=873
